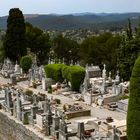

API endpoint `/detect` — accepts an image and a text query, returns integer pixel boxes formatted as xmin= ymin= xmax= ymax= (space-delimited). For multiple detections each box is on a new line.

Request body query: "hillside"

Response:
xmin=0 ymin=13 xmax=140 ymax=31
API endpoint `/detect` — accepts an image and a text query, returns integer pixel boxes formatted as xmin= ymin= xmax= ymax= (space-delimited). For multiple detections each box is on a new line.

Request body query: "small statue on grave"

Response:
xmin=108 ymin=71 xmax=112 ymax=82
xmin=102 ymin=64 xmax=106 ymax=79
xmin=115 ymin=70 xmax=120 ymax=82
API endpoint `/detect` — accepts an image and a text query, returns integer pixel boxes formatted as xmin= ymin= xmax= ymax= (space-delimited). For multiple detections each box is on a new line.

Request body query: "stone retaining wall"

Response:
xmin=0 ymin=111 xmax=44 ymax=140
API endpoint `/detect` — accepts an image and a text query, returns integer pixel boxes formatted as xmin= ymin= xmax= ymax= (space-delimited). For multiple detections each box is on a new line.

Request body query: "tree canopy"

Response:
xmin=79 ymin=32 xmax=122 ymax=75
xmin=25 ymin=23 xmax=51 ymax=64
xmin=118 ymin=19 xmax=140 ymax=81
xmin=53 ymin=34 xmax=80 ymax=64
xmin=3 ymin=8 xmax=27 ymax=62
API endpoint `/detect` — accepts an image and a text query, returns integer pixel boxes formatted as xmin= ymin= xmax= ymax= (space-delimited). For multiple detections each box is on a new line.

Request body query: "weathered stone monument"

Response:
xmin=16 ymin=90 xmax=22 ymax=121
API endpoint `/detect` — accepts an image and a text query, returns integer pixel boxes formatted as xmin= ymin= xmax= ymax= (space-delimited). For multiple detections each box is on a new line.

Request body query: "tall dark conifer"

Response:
xmin=127 ymin=56 xmax=140 ymax=140
xmin=4 ymin=8 xmax=27 ymax=62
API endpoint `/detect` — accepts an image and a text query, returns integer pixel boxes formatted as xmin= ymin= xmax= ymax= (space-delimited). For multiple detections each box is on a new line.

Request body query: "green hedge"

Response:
xmin=127 ymin=56 xmax=140 ymax=140
xmin=44 ymin=64 xmax=85 ymax=92
xmin=44 ymin=64 xmax=65 ymax=82
xmin=61 ymin=65 xmax=70 ymax=81
xmin=67 ymin=66 xmax=85 ymax=91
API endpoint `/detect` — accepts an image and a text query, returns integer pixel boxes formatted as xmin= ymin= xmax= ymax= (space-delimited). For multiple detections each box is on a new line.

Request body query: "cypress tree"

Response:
xmin=127 ymin=56 xmax=140 ymax=140
xmin=4 ymin=8 xmax=27 ymax=62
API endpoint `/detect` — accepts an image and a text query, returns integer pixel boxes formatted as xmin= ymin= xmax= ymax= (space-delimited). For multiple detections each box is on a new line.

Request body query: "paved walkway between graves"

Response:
xmin=17 ymin=80 xmax=126 ymax=121
xmin=0 ymin=76 xmax=126 ymax=121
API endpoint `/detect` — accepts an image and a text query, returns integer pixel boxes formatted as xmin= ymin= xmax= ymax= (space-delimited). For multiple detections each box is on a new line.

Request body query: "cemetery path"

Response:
xmin=17 ymin=80 xmax=126 ymax=120
xmin=0 ymin=76 xmax=126 ymax=121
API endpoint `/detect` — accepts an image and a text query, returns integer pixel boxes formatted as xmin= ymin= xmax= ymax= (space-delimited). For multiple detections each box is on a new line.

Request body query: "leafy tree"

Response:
xmin=79 ymin=32 xmax=121 ymax=75
xmin=118 ymin=19 xmax=140 ymax=81
xmin=53 ymin=34 xmax=80 ymax=64
xmin=26 ymin=23 xmax=51 ymax=64
xmin=3 ymin=8 xmax=27 ymax=62
xmin=20 ymin=55 xmax=32 ymax=73
xmin=127 ymin=56 xmax=140 ymax=140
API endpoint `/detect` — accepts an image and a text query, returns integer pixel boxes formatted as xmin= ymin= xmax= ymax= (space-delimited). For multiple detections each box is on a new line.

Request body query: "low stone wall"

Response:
xmin=66 ymin=110 xmax=91 ymax=119
xmin=0 ymin=110 xmax=45 ymax=140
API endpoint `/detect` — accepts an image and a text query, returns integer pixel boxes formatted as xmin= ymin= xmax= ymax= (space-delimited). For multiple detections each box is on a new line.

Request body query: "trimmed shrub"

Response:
xmin=44 ymin=64 xmax=85 ymax=92
xmin=127 ymin=56 xmax=140 ymax=140
xmin=67 ymin=66 xmax=85 ymax=91
xmin=44 ymin=64 xmax=65 ymax=82
xmin=61 ymin=65 xmax=70 ymax=81
xmin=20 ymin=55 xmax=32 ymax=73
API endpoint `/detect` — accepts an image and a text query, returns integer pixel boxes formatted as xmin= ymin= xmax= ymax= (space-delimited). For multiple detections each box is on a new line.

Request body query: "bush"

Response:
xmin=24 ymin=89 xmax=33 ymax=96
xmin=64 ymin=66 xmax=85 ymax=91
xmin=20 ymin=55 xmax=32 ymax=73
xmin=127 ymin=56 xmax=140 ymax=140
xmin=55 ymin=98 xmax=61 ymax=104
xmin=119 ymin=94 xmax=129 ymax=100
xmin=61 ymin=65 xmax=70 ymax=81
xmin=44 ymin=64 xmax=65 ymax=82
xmin=44 ymin=64 xmax=85 ymax=92
xmin=48 ymin=85 xmax=52 ymax=93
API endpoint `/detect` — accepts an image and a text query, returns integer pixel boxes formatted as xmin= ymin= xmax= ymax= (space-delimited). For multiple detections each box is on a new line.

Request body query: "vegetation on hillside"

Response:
xmin=0 ymin=8 xmax=140 ymax=82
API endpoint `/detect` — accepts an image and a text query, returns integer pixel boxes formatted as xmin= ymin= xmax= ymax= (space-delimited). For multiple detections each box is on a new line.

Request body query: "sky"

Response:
xmin=0 ymin=0 xmax=139 ymax=16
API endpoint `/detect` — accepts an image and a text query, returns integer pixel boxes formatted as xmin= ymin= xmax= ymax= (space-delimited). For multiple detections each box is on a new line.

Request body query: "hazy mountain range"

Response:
xmin=0 ymin=13 xmax=140 ymax=31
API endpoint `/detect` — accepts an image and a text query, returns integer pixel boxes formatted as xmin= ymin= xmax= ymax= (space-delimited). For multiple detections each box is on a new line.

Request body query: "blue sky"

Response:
xmin=0 ymin=0 xmax=139 ymax=16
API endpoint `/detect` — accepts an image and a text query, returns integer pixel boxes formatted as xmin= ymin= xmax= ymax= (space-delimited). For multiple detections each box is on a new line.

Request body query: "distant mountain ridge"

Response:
xmin=0 ymin=13 xmax=140 ymax=31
